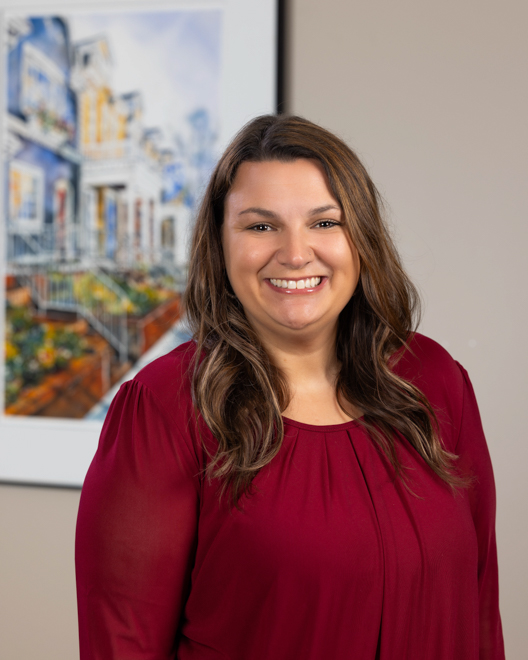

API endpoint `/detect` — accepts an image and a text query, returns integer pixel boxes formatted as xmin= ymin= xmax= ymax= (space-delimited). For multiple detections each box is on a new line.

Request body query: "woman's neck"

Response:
xmin=259 ymin=323 xmax=338 ymax=384
xmin=259 ymin=328 xmax=360 ymax=425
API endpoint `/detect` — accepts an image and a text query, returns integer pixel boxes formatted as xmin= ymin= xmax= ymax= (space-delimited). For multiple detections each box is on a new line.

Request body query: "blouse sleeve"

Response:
xmin=454 ymin=363 xmax=505 ymax=660
xmin=75 ymin=378 xmax=201 ymax=659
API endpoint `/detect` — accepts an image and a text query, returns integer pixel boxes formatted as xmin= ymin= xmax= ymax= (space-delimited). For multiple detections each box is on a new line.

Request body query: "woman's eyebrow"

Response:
xmin=309 ymin=204 xmax=341 ymax=216
xmin=238 ymin=204 xmax=341 ymax=218
xmin=238 ymin=207 xmax=278 ymax=218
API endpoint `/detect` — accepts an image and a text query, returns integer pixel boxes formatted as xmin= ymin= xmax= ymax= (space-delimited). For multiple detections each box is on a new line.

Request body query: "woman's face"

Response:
xmin=222 ymin=159 xmax=360 ymax=344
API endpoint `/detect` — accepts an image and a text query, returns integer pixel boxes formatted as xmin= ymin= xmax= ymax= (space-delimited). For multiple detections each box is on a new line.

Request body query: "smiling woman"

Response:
xmin=76 ymin=115 xmax=505 ymax=659
xmin=221 ymin=158 xmax=361 ymax=425
xmin=222 ymin=159 xmax=360 ymax=338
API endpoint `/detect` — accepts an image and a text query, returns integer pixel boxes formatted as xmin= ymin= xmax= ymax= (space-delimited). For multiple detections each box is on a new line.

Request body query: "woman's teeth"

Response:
xmin=269 ymin=277 xmax=322 ymax=290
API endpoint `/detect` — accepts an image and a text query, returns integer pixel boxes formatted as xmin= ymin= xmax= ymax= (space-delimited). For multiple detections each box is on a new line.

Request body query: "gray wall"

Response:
xmin=286 ymin=0 xmax=527 ymax=657
xmin=1 ymin=0 xmax=527 ymax=658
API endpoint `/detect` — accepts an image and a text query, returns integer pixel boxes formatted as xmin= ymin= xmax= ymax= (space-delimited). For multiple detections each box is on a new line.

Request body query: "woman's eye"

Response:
xmin=249 ymin=223 xmax=272 ymax=232
xmin=315 ymin=220 xmax=341 ymax=229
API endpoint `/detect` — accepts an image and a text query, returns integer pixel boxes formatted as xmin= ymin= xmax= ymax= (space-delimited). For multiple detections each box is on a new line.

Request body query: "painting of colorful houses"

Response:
xmin=3 ymin=10 xmax=221 ymax=419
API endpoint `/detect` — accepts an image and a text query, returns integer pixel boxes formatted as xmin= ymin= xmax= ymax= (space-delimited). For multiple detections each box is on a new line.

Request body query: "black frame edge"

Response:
xmin=276 ymin=0 xmax=287 ymax=113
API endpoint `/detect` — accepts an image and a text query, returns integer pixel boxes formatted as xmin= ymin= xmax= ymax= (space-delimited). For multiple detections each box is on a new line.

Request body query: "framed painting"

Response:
xmin=0 ymin=0 xmax=283 ymax=486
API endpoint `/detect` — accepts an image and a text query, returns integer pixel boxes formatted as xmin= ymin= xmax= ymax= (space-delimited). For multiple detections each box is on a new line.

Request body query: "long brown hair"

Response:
xmin=184 ymin=114 xmax=463 ymax=505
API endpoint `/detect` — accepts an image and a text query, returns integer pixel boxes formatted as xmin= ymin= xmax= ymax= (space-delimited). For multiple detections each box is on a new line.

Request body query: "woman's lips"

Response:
xmin=265 ymin=276 xmax=327 ymax=294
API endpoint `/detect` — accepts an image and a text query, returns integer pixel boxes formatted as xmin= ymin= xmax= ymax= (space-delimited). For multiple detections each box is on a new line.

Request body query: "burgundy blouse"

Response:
xmin=75 ymin=333 xmax=504 ymax=659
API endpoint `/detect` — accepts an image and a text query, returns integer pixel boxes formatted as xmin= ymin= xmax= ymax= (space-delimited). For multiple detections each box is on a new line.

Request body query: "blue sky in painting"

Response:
xmin=68 ymin=9 xmax=222 ymax=139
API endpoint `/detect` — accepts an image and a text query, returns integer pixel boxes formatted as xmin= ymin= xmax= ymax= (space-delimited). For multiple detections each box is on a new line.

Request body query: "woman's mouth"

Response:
xmin=268 ymin=277 xmax=323 ymax=291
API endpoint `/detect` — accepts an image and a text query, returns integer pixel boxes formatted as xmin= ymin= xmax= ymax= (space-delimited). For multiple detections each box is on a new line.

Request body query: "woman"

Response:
xmin=76 ymin=115 xmax=504 ymax=659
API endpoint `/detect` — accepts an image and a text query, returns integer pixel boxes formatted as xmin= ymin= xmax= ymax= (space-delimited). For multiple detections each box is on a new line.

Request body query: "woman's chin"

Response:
xmin=270 ymin=314 xmax=327 ymax=336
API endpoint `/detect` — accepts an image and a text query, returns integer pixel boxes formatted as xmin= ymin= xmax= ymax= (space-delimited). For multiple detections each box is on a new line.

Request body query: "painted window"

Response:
xmin=20 ymin=41 xmax=71 ymax=138
xmin=161 ymin=217 xmax=175 ymax=249
xmin=105 ymin=190 xmax=117 ymax=259
xmin=80 ymin=86 xmax=126 ymax=158
xmin=54 ymin=179 xmax=73 ymax=256
xmin=9 ymin=160 xmax=45 ymax=233
xmin=81 ymin=92 xmax=92 ymax=145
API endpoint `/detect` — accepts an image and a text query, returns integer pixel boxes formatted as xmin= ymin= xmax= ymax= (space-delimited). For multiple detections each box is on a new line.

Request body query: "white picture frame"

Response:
xmin=0 ymin=0 xmax=281 ymax=487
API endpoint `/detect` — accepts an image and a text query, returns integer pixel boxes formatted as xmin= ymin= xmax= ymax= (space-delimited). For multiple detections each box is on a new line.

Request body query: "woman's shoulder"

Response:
xmin=122 ymin=340 xmax=199 ymax=428
xmin=395 ymin=332 xmax=463 ymax=389
xmin=133 ymin=340 xmax=197 ymax=394
xmin=394 ymin=332 xmax=466 ymax=448
xmin=111 ymin=340 xmax=214 ymax=461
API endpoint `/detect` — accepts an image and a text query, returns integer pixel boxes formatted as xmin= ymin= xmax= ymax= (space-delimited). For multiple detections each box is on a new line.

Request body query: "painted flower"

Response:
xmin=5 ymin=341 xmax=19 ymax=361
xmin=37 ymin=344 xmax=57 ymax=369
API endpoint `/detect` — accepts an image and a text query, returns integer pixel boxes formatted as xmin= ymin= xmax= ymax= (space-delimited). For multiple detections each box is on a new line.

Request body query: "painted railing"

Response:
xmin=18 ymin=268 xmax=129 ymax=362
xmin=7 ymin=229 xmax=184 ymax=362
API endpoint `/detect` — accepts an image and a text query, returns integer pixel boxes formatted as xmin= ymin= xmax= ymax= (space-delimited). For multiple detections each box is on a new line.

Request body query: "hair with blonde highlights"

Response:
xmin=184 ymin=114 xmax=464 ymax=505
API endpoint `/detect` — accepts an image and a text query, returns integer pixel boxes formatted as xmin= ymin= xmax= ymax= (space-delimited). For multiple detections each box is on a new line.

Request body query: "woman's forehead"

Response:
xmin=225 ymin=159 xmax=339 ymax=213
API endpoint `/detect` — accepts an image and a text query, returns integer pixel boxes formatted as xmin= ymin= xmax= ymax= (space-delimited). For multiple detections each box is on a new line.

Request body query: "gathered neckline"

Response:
xmin=282 ymin=415 xmax=364 ymax=432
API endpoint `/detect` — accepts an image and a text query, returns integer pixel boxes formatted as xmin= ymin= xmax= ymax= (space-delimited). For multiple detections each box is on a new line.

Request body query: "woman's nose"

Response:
xmin=276 ymin=229 xmax=313 ymax=269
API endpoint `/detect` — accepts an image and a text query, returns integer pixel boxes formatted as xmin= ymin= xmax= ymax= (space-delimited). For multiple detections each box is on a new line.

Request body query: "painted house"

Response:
xmin=6 ymin=17 xmax=81 ymax=268
xmin=71 ymin=36 xmax=168 ymax=268
xmin=3 ymin=12 xmax=222 ymax=418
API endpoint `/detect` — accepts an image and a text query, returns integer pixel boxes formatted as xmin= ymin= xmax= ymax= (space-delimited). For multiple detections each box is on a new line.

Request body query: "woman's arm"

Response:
xmin=75 ymin=379 xmax=201 ymax=659
xmin=455 ymin=364 xmax=505 ymax=660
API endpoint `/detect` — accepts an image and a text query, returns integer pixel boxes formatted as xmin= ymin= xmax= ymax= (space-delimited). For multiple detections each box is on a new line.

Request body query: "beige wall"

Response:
xmin=286 ymin=0 xmax=527 ymax=657
xmin=0 ymin=485 xmax=80 ymax=659
xmin=1 ymin=0 xmax=526 ymax=658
